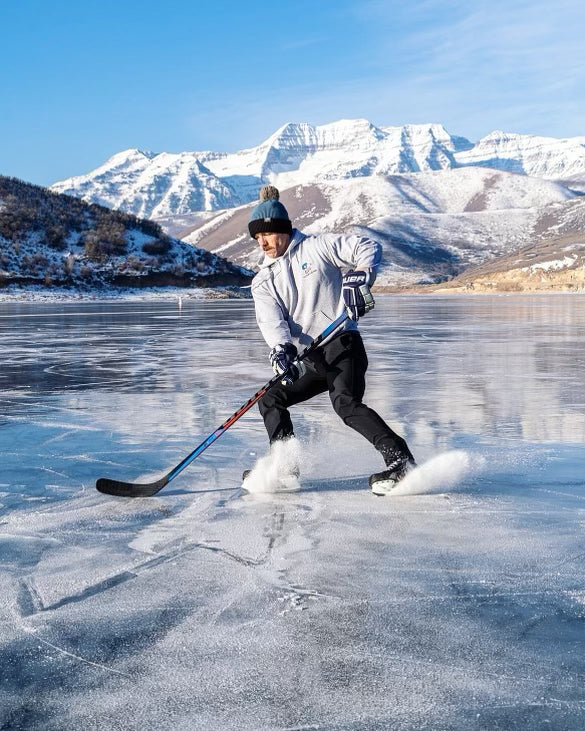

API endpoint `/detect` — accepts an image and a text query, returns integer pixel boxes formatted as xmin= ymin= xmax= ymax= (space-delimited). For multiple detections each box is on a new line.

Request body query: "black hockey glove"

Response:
xmin=269 ymin=343 xmax=307 ymax=386
xmin=342 ymin=270 xmax=375 ymax=320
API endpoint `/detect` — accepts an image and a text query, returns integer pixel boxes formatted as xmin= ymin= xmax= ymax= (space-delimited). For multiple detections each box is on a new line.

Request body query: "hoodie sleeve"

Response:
xmin=251 ymin=277 xmax=292 ymax=349
xmin=319 ymin=233 xmax=382 ymax=284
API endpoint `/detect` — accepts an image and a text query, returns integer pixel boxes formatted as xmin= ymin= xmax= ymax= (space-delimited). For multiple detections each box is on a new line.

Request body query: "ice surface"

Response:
xmin=1 ymin=295 xmax=585 ymax=729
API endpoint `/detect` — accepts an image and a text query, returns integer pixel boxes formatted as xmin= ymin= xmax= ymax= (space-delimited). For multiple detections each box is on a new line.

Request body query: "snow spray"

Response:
xmin=390 ymin=450 xmax=486 ymax=496
xmin=242 ymin=438 xmax=302 ymax=494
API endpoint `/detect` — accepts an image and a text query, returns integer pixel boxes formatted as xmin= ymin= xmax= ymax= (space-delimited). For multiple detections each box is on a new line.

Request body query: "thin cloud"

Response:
xmin=366 ymin=0 xmax=585 ymax=83
xmin=327 ymin=0 xmax=584 ymax=139
xmin=280 ymin=37 xmax=324 ymax=51
xmin=399 ymin=2 xmax=581 ymax=136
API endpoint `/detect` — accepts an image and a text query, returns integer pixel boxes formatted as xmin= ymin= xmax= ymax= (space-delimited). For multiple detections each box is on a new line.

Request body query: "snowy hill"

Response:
xmin=428 ymin=198 xmax=585 ymax=293
xmin=0 ymin=176 xmax=252 ymax=291
xmin=180 ymin=168 xmax=579 ymax=286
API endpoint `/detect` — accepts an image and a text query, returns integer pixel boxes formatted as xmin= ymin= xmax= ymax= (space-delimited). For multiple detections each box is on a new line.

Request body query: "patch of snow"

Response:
xmin=524 ymin=256 xmax=577 ymax=273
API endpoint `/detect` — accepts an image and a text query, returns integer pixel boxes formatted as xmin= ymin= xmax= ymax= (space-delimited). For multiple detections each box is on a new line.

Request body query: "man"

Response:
xmin=247 ymin=185 xmax=415 ymax=494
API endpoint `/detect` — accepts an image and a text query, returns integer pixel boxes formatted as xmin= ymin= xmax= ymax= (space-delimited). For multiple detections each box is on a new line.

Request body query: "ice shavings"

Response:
xmin=242 ymin=437 xmax=302 ymax=494
xmin=565 ymin=590 xmax=585 ymax=619
xmin=390 ymin=450 xmax=487 ymax=496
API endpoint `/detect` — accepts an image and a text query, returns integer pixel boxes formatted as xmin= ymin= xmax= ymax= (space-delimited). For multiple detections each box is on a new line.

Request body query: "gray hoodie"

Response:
xmin=251 ymin=229 xmax=382 ymax=351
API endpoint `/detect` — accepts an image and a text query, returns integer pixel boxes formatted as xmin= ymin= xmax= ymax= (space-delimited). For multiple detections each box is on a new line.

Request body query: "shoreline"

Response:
xmin=379 ymin=288 xmax=585 ymax=296
xmin=2 ymin=284 xmax=585 ymax=304
xmin=0 ymin=284 xmax=252 ymax=303
xmin=376 ymin=284 xmax=585 ymax=296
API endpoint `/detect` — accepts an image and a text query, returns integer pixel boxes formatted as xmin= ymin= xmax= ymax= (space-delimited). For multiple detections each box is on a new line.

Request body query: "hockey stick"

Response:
xmin=96 ymin=311 xmax=349 ymax=497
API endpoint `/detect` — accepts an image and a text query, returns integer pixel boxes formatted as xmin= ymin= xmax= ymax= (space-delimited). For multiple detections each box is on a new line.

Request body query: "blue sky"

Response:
xmin=1 ymin=0 xmax=584 ymax=186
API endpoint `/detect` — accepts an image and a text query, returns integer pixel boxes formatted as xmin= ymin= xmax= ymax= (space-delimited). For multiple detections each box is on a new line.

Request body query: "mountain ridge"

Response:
xmin=50 ymin=119 xmax=585 ymax=222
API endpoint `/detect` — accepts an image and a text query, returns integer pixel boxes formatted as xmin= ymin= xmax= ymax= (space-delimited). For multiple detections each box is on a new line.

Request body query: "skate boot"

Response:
xmin=369 ymin=453 xmax=415 ymax=496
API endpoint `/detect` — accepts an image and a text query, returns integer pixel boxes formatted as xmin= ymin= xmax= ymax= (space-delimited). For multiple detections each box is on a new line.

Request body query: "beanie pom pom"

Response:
xmin=259 ymin=184 xmax=280 ymax=202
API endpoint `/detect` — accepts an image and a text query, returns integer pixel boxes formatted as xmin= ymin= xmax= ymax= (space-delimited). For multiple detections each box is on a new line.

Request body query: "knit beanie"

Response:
xmin=248 ymin=185 xmax=293 ymax=239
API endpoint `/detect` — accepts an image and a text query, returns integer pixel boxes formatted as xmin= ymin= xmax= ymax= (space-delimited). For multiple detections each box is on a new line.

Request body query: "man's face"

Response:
xmin=255 ymin=232 xmax=290 ymax=259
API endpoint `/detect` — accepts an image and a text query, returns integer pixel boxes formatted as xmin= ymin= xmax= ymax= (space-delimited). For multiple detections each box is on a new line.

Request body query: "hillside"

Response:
xmin=423 ymin=228 xmax=585 ymax=294
xmin=0 ymin=176 xmax=252 ymax=292
xmin=180 ymin=169 xmax=580 ymax=286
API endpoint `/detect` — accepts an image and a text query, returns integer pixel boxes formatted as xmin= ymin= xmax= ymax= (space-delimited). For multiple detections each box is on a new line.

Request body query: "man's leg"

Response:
xmin=258 ymin=364 xmax=328 ymax=443
xmin=324 ymin=331 xmax=414 ymax=462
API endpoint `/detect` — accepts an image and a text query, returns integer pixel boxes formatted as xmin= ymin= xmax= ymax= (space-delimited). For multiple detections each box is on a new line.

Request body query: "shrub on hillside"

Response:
xmin=0 ymin=176 xmax=153 ymax=255
xmin=83 ymin=222 xmax=128 ymax=261
xmin=45 ymin=225 xmax=68 ymax=250
xmin=142 ymin=238 xmax=172 ymax=255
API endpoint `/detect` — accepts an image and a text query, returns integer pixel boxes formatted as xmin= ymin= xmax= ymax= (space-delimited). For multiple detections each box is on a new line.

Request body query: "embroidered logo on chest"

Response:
xmin=301 ymin=261 xmax=316 ymax=277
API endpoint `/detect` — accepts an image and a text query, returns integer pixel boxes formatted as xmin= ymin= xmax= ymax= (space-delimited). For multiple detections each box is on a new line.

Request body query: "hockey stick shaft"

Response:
xmin=96 ymin=311 xmax=349 ymax=497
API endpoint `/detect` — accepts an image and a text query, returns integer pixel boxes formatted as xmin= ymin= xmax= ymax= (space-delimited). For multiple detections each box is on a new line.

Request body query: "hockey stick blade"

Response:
xmin=96 ymin=475 xmax=169 ymax=498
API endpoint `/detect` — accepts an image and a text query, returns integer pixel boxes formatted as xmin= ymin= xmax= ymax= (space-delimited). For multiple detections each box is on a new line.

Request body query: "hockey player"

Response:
xmin=247 ymin=185 xmax=415 ymax=494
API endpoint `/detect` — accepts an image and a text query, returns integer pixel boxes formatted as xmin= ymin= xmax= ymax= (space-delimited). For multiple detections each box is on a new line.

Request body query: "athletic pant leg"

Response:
xmin=258 ymin=365 xmax=328 ymax=443
xmin=323 ymin=331 xmax=413 ymax=460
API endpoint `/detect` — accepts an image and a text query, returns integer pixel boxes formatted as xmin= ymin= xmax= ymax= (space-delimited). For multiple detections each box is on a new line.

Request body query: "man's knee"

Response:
xmin=331 ymin=392 xmax=363 ymax=422
xmin=258 ymin=391 xmax=274 ymax=418
xmin=258 ymin=387 xmax=287 ymax=417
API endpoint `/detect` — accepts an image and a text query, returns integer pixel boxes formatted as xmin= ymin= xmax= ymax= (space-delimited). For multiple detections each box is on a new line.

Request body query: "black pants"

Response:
xmin=258 ymin=331 xmax=413 ymax=464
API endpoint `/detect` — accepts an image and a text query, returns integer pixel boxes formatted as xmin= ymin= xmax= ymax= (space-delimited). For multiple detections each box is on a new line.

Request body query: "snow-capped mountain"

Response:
xmin=49 ymin=120 xmax=476 ymax=220
xmin=50 ymin=148 xmax=242 ymax=220
xmin=201 ymin=119 xmax=473 ymax=192
xmin=50 ymin=119 xmax=585 ymax=223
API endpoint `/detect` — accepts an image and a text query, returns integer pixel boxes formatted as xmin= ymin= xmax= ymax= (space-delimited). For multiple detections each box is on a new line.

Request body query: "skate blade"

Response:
xmin=371 ymin=478 xmax=400 ymax=496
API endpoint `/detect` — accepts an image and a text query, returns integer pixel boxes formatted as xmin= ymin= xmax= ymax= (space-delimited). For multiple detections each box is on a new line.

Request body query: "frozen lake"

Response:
xmin=1 ymin=294 xmax=585 ymax=730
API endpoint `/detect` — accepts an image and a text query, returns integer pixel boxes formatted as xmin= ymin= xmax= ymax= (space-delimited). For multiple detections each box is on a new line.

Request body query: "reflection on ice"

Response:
xmin=1 ymin=295 xmax=585 ymax=729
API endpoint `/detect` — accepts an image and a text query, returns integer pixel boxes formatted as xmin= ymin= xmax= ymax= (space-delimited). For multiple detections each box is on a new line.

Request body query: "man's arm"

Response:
xmin=319 ymin=233 xmax=381 ymax=319
xmin=252 ymin=281 xmax=306 ymax=385
xmin=320 ymin=233 xmax=382 ymax=283
xmin=252 ymin=281 xmax=292 ymax=350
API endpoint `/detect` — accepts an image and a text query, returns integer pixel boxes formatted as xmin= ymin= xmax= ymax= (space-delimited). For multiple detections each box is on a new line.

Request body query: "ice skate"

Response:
xmin=370 ymin=455 xmax=415 ymax=496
